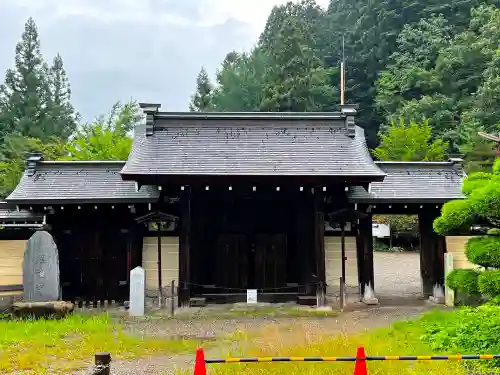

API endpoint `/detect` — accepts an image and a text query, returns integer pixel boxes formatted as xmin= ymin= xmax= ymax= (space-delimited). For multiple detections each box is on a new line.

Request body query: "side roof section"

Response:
xmin=121 ymin=104 xmax=386 ymax=182
xmin=0 ymin=202 xmax=44 ymax=224
xmin=348 ymin=161 xmax=465 ymax=204
xmin=6 ymin=155 xmax=160 ymax=205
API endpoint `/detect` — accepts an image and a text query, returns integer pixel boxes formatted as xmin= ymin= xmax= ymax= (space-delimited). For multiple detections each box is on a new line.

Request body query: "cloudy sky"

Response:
xmin=0 ymin=0 xmax=329 ymax=121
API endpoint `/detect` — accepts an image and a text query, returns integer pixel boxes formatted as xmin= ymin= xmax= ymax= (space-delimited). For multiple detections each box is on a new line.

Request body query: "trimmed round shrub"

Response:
xmin=493 ymin=158 xmax=500 ymax=175
xmin=462 ymin=172 xmax=492 ymax=196
xmin=487 ymin=228 xmax=500 ymax=236
xmin=465 ymin=236 xmax=500 ymax=268
xmin=446 ymin=269 xmax=480 ymax=294
xmin=478 ymin=270 xmax=500 ymax=298
xmin=433 ymin=199 xmax=474 ymax=235
xmin=470 ymin=179 xmax=500 ymax=223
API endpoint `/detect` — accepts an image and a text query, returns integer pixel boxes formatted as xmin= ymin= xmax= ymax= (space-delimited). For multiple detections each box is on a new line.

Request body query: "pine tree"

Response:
xmin=0 ymin=17 xmax=50 ymax=140
xmin=189 ymin=67 xmax=213 ymax=112
xmin=47 ymin=54 xmax=78 ymax=139
xmin=260 ymin=16 xmax=337 ymax=112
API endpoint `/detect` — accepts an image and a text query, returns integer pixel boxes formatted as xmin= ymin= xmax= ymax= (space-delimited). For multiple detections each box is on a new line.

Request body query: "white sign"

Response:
xmin=372 ymin=223 xmax=390 ymax=238
xmin=246 ymin=289 xmax=258 ymax=304
xmin=129 ymin=266 xmax=145 ymax=316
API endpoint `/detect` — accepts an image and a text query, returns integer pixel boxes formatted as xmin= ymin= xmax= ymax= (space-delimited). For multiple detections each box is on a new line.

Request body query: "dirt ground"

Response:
xmin=75 ymin=303 xmax=441 ymax=375
xmin=75 ymin=252 xmax=429 ymax=375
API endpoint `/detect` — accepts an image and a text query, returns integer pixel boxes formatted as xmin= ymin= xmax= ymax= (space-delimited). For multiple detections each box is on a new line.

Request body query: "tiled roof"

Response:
xmin=348 ymin=161 xmax=465 ymax=203
xmin=121 ymin=112 xmax=386 ymax=181
xmin=0 ymin=202 xmax=43 ymax=223
xmin=6 ymin=161 xmax=160 ymax=204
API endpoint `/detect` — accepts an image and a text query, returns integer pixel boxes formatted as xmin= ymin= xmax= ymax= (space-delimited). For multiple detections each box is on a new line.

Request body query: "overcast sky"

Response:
xmin=0 ymin=0 xmax=329 ymax=121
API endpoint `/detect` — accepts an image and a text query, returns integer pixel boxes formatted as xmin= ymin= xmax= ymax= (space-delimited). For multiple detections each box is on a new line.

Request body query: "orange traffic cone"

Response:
xmin=194 ymin=348 xmax=207 ymax=375
xmin=354 ymin=346 xmax=368 ymax=375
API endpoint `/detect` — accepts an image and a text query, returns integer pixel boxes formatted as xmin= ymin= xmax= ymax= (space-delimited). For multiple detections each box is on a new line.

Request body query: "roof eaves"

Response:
xmin=5 ymin=197 xmax=159 ymax=205
xmin=153 ymin=112 xmax=345 ymax=121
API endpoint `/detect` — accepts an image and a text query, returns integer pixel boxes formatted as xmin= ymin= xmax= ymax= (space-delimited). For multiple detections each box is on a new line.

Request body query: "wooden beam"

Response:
xmin=0 ymin=284 xmax=23 ymax=292
xmin=313 ymin=188 xmax=326 ymax=296
xmin=178 ymin=186 xmax=192 ymax=307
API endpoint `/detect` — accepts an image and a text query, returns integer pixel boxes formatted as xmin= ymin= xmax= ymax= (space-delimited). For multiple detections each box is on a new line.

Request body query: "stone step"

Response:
xmin=189 ymin=297 xmax=207 ymax=307
xmin=297 ymin=296 xmax=317 ymax=306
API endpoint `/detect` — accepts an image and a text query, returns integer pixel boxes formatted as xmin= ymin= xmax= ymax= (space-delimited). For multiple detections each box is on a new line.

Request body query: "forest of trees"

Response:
xmin=189 ymin=0 xmax=500 ymax=171
xmin=0 ymin=18 xmax=140 ymax=198
xmin=2 ymin=1 xmax=500 ymax=199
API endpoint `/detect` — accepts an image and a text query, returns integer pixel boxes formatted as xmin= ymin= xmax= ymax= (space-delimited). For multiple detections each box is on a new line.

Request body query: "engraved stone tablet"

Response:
xmin=23 ymin=231 xmax=60 ymax=302
xmin=129 ymin=266 xmax=145 ymax=316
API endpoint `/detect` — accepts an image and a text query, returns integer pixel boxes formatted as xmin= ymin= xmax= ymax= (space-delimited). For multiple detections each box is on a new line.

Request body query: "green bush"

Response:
xmin=433 ymin=199 xmax=474 ymax=235
xmin=373 ymin=239 xmax=390 ymax=252
xmin=470 ymin=179 xmax=500 ymax=224
xmin=465 ymin=236 xmax=500 ymax=268
xmin=478 ymin=270 xmax=500 ymax=298
xmin=488 ymin=228 xmax=500 ymax=236
xmin=462 ymin=172 xmax=492 ymax=196
xmin=446 ymin=269 xmax=480 ymax=294
xmin=421 ymin=305 xmax=500 ymax=373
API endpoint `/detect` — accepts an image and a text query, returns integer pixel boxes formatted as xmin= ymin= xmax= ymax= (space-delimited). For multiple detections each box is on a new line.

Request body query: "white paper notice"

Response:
xmin=246 ymin=289 xmax=258 ymax=304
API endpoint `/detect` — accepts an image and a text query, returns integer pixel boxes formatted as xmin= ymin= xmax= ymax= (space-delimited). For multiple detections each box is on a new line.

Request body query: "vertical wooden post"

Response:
xmin=418 ymin=210 xmax=445 ymax=297
xmin=93 ymin=352 xmax=110 ymax=375
xmin=171 ymin=280 xmax=175 ymax=316
xmin=357 ymin=212 xmax=374 ymax=296
xmin=179 ymin=186 xmax=192 ymax=307
xmin=157 ymin=222 xmax=163 ymax=308
xmin=313 ymin=188 xmax=326 ymax=300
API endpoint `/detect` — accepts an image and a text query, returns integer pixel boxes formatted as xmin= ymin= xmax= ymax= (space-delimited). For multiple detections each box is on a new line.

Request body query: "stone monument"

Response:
xmin=23 ymin=231 xmax=61 ymax=302
xmin=129 ymin=266 xmax=145 ymax=316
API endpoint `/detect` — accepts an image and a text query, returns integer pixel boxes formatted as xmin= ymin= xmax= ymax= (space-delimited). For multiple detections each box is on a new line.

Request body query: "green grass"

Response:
xmin=0 ymin=313 xmax=200 ymax=374
xmin=177 ymin=311 xmax=466 ymax=375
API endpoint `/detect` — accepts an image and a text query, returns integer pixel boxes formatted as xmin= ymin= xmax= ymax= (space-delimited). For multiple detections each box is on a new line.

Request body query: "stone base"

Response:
xmin=12 ymin=301 xmax=74 ymax=319
xmin=362 ymin=297 xmax=379 ymax=305
xmin=429 ymin=295 xmax=445 ymax=304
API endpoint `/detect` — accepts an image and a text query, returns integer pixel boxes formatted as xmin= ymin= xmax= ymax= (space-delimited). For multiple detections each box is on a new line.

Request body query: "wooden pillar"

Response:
xmin=178 ymin=187 xmax=192 ymax=307
xmin=296 ymin=190 xmax=311 ymax=294
xmin=418 ymin=210 xmax=445 ymax=297
xmin=313 ymin=188 xmax=326 ymax=295
xmin=357 ymin=212 xmax=374 ymax=296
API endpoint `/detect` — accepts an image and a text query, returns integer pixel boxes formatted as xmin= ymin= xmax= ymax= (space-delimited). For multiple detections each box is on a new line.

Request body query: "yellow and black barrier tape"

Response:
xmin=204 ymin=354 xmax=500 ymax=364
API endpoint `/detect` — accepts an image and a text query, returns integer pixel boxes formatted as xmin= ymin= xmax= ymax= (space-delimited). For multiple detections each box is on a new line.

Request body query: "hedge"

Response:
xmin=465 ymin=236 xmax=500 ymax=268
xmin=446 ymin=269 xmax=480 ymax=294
xmin=478 ymin=270 xmax=500 ymax=298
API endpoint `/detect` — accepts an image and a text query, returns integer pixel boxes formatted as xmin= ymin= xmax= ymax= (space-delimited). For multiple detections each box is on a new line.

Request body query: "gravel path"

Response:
xmin=74 ymin=251 xmax=427 ymax=374
xmin=374 ymin=252 xmax=421 ymax=297
xmin=374 ymin=251 xmax=422 ymax=299
xmin=74 ymin=304 xmax=441 ymax=375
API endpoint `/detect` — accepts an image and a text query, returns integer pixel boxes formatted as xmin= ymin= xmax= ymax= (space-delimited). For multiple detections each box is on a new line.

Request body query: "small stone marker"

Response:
xmin=23 ymin=231 xmax=60 ymax=302
xmin=246 ymin=289 xmax=257 ymax=304
xmin=129 ymin=266 xmax=145 ymax=316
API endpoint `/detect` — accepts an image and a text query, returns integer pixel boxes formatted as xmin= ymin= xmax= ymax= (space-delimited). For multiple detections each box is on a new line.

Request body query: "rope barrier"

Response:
xmin=193 ymin=347 xmax=500 ymax=375
xmin=204 ymin=354 xmax=500 ymax=363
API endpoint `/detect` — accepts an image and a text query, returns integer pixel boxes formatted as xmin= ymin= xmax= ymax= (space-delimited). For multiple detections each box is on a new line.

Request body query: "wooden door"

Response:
xmin=216 ymin=234 xmax=249 ymax=290
xmin=254 ymin=234 xmax=287 ymax=291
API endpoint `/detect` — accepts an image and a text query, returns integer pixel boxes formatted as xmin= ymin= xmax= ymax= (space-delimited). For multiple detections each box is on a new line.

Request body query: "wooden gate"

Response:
xmin=56 ymin=227 xmax=133 ymax=305
xmin=215 ymin=234 xmax=249 ymax=291
xmin=254 ymin=234 xmax=288 ymax=291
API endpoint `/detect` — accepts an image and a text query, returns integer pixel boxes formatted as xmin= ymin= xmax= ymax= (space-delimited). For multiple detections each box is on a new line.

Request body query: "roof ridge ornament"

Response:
xmin=26 ymin=152 xmax=43 ymax=176
xmin=449 ymin=157 xmax=465 ymax=175
xmin=139 ymin=103 xmax=161 ymax=136
xmin=340 ymin=104 xmax=358 ymax=138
